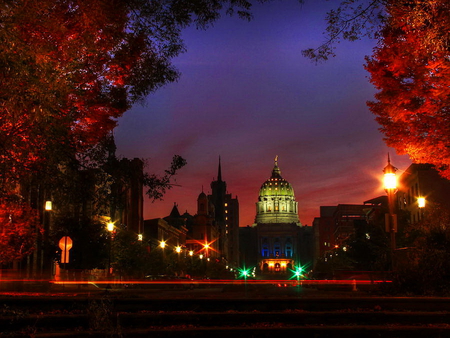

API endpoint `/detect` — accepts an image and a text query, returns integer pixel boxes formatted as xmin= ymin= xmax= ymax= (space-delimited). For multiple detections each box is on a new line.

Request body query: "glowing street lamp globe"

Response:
xmin=418 ymin=197 xmax=426 ymax=208
xmin=107 ymin=222 xmax=114 ymax=232
xmin=383 ymin=155 xmax=398 ymax=191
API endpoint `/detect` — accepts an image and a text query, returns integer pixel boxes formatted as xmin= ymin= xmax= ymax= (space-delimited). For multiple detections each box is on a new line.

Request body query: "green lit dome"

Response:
xmin=254 ymin=157 xmax=301 ymax=226
xmin=259 ymin=163 xmax=295 ymax=198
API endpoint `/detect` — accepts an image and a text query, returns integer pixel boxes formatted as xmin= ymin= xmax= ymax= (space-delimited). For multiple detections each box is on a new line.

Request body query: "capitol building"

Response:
xmin=252 ymin=157 xmax=304 ymax=276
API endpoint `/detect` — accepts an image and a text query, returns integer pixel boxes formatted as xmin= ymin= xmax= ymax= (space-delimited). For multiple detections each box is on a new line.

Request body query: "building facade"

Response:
xmin=397 ymin=163 xmax=450 ymax=224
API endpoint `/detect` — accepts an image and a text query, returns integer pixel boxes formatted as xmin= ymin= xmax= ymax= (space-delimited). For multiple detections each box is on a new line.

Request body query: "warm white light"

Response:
xmin=418 ymin=197 xmax=426 ymax=208
xmin=107 ymin=222 xmax=114 ymax=232
xmin=45 ymin=201 xmax=52 ymax=211
xmin=159 ymin=241 xmax=166 ymax=249
xmin=175 ymin=246 xmax=182 ymax=253
xmin=199 ymin=254 xmax=204 ymax=259
xmin=383 ymin=173 xmax=397 ymax=190
xmin=189 ymin=250 xmax=194 ymax=256
xmin=138 ymin=234 xmax=143 ymax=241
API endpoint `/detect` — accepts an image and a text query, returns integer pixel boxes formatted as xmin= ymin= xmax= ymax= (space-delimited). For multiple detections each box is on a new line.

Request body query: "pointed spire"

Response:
xmin=170 ymin=203 xmax=181 ymax=217
xmin=218 ymin=156 xmax=222 ymax=182
xmin=383 ymin=153 xmax=397 ymax=174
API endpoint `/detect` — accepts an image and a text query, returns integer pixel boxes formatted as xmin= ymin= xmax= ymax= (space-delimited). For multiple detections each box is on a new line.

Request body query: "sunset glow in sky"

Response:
xmin=115 ymin=0 xmax=412 ymax=227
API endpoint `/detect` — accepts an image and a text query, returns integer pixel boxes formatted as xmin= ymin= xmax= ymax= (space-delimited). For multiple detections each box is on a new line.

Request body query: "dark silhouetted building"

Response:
xmin=397 ymin=163 xmax=450 ymax=224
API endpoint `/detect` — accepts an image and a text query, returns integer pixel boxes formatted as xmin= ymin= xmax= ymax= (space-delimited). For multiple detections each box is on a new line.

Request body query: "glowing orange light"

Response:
xmin=383 ymin=173 xmax=397 ymax=190
xmin=418 ymin=197 xmax=426 ymax=208
xmin=106 ymin=222 xmax=114 ymax=232
xmin=383 ymin=155 xmax=397 ymax=190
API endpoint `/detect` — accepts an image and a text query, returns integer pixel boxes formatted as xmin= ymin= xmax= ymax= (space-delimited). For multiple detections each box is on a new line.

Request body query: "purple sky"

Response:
xmin=115 ymin=0 xmax=412 ymax=227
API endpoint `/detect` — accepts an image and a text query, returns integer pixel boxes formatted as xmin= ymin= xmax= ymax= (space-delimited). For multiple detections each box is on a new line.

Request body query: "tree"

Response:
xmin=0 ymin=0 xmax=256 ymax=191
xmin=304 ymin=0 xmax=450 ymax=178
xmin=0 ymin=195 xmax=41 ymax=264
xmin=395 ymin=205 xmax=450 ymax=295
xmin=365 ymin=0 xmax=450 ymax=178
xmin=302 ymin=0 xmax=385 ymax=62
xmin=111 ymin=228 xmax=152 ymax=279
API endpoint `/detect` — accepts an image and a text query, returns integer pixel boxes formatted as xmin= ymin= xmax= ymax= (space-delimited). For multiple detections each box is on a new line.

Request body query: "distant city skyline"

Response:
xmin=115 ymin=0 xmax=412 ymax=227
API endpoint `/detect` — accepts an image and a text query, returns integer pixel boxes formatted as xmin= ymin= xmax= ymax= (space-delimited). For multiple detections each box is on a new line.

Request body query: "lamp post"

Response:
xmin=43 ymin=200 xmax=53 ymax=278
xmin=383 ymin=155 xmax=398 ymax=270
xmin=107 ymin=222 xmax=114 ymax=278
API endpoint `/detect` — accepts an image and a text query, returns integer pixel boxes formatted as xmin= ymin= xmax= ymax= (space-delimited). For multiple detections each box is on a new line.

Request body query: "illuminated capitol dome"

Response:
xmin=251 ymin=156 xmax=304 ymax=276
xmin=255 ymin=156 xmax=301 ymax=226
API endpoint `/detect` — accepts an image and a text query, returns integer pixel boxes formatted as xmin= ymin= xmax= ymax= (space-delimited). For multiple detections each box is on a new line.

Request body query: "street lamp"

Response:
xmin=42 ymin=200 xmax=53 ymax=278
xmin=418 ymin=196 xmax=426 ymax=220
xmin=203 ymin=242 xmax=210 ymax=258
xmin=106 ymin=222 xmax=114 ymax=277
xmin=383 ymin=154 xmax=398 ymax=270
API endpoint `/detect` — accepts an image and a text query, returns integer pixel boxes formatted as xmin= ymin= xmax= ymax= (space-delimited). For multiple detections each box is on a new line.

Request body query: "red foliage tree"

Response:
xmin=365 ymin=0 xmax=450 ymax=178
xmin=0 ymin=197 xmax=41 ymax=264
xmin=0 ymin=0 xmax=253 ymax=188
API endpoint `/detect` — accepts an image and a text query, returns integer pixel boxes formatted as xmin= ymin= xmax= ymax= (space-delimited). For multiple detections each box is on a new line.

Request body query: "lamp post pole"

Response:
xmin=383 ymin=155 xmax=398 ymax=271
xmin=107 ymin=222 xmax=114 ymax=278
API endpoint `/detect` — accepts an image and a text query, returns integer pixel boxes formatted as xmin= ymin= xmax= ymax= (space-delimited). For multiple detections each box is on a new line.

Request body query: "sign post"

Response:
xmin=59 ymin=236 xmax=73 ymax=264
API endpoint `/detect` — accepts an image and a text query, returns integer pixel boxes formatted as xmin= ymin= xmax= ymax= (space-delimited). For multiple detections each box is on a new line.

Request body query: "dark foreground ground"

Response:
xmin=1 ymin=283 xmax=450 ymax=337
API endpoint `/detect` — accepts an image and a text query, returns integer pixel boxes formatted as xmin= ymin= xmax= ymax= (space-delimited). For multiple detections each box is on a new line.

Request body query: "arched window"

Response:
xmin=274 ymin=238 xmax=281 ymax=257
xmin=285 ymin=238 xmax=292 ymax=258
xmin=262 ymin=238 xmax=269 ymax=257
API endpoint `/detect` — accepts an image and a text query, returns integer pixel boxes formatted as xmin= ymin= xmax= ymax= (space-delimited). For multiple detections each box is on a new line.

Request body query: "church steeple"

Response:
xmin=218 ymin=156 xmax=223 ymax=182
